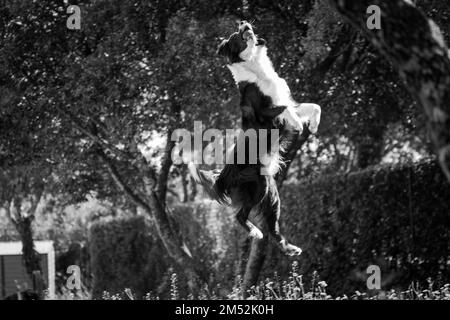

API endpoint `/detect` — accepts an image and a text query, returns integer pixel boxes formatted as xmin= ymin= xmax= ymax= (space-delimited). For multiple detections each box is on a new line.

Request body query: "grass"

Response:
xmin=51 ymin=262 xmax=450 ymax=300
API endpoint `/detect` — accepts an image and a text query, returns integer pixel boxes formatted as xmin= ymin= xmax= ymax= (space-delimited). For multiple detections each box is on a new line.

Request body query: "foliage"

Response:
xmin=59 ymin=262 xmax=450 ymax=300
xmin=88 ymin=202 xmax=246 ymax=299
xmin=88 ymin=160 xmax=449 ymax=297
xmin=1 ymin=0 xmax=446 ymax=209
xmin=89 ymin=216 xmax=169 ymax=299
xmin=1 ymin=0 xmax=450 ymax=300
xmin=264 ymin=159 xmax=450 ymax=295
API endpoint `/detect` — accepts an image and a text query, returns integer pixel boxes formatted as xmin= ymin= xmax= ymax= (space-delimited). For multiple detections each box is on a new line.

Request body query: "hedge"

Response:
xmin=89 ymin=204 xmax=241 ymax=298
xmin=264 ymin=159 xmax=450 ymax=294
xmin=89 ymin=160 xmax=449 ymax=297
xmin=90 ymin=216 xmax=169 ymax=299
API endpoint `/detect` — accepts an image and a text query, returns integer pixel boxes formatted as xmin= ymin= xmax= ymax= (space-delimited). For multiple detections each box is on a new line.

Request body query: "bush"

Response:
xmin=89 ymin=204 xmax=242 ymax=299
xmin=90 ymin=216 xmax=169 ymax=299
xmin=169 ymin=201 xmax=243 ymax=290
xmin=89 ymin=160 xmax=449 ymax=297
xmin=264 ymin=160 xmax=450 ymax=295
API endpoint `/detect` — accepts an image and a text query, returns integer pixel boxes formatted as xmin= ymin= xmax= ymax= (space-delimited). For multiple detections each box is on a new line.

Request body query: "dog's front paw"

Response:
xmin=295 ymin=103 xmax=321 ymax=135
xmin=248 ymin=227 xmax=264 ymax=240
xmin=280 ymin=108 xmax=304 ymax=134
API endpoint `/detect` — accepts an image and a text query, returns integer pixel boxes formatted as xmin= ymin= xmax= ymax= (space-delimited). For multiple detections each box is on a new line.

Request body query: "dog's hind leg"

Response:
xmin=236 ymin=206 xmax=263 ymax=240
xmin=268 ymin=218 xmax=302 ymax=256
xmin=264 ymin=186 xmax=302 ymax=256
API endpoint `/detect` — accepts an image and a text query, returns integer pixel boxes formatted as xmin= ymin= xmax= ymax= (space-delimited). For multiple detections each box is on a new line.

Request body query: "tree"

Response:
xmin=328 ymin=0 xmax=450 ymax=182
xmin=0 ymin=1 xmax=239 ymax=290
xmin=0 ymin=165 xmax=50 ymax=297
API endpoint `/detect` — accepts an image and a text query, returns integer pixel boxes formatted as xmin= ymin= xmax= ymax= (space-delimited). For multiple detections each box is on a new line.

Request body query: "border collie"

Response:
xmin=189 ymin=21 xmax=321 ymax=256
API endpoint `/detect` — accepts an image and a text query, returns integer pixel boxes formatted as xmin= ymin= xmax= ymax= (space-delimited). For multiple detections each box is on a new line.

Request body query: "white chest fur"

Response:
xmin=227 ymin=46 xmax=304 ymax=132
xmin=227 ymin=48 xmax=296 ymax=108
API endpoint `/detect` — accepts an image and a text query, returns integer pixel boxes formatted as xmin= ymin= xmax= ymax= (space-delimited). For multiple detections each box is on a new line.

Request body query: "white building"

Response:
xmin=0 ymin=241 xmax=55 ymax=299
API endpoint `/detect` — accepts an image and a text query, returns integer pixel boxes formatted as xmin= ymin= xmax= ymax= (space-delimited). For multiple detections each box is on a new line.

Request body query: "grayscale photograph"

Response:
xmin=0 ymin=0 xmax=449 ymax=312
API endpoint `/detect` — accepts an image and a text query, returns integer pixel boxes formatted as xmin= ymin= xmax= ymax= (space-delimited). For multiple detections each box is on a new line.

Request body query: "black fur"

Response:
xmin=218 ymin=33 xmax=246 ymax=63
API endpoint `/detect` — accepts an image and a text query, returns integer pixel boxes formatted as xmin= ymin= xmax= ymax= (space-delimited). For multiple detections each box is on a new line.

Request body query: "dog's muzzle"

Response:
xmin=240 ymin=28 xmax=256 ymax=43
xmin=242 ymin=30 xmax=254 ymax=41
xmin=239 ymin=21 xmax=254 ymax=37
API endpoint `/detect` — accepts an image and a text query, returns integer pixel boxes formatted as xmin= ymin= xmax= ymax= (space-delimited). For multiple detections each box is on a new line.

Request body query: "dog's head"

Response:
xmin=217 ymin=21 xmax=266 ymax=63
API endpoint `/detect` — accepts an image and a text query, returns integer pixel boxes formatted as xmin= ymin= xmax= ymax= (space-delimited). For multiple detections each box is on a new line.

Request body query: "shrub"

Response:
xmin=89 ymin=160 xmax=449 ymax=297
xmin=89 ymin=203 xmax=242 ymax=298
xmin=264 ymin=160 xmax=450 ymax=295
xmin=89 ymin=216 xmax=169 ymax=299
xmin=169 ymin=201 xmax=243 ymax=290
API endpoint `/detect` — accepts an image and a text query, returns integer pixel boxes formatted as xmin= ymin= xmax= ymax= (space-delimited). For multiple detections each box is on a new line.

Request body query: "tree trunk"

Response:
xmin=328 ymin=0 xmax=450 ymax=182
xmin=1 ymin=168 xmax=46 ymax=298
xmin=15 ymin=217 xmax=42 ymax=276
xmin=12 ymin=216 xmax=44 ymax=298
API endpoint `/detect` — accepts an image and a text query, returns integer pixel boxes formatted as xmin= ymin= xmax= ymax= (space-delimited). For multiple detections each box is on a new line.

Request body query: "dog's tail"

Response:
xmin=188 ymin=162 xmax=229 ymax=205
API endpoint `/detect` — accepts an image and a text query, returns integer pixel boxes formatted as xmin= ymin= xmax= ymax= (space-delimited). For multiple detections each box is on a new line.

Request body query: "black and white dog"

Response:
xmin=189 ymin=21 xmax=321 ymax=256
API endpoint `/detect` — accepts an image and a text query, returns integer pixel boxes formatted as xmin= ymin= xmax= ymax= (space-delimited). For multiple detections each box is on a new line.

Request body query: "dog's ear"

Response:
xmin=217 ymin=39 xmax=230 ymax=57
xmin=257 ymin=37 xmax=267 ymax=46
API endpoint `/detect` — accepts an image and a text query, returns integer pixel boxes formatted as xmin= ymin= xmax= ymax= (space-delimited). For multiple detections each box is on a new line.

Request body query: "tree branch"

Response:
xmin=54 ymin=104 xmax=131 ymax=160
xmin=27 ymin=187 xmax=43 ymax=219
xmin=96 ymin=149 xmax=153 ymax=213
xmin=156 ymin=131 xmax=176 ymax=201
